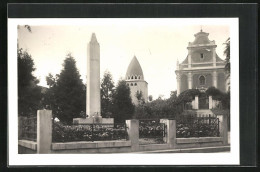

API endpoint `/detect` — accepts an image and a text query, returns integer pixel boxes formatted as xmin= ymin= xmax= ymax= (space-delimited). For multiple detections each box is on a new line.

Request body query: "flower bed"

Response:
xmin=52 ymin=122 xmax=128 ymax=142
xmin=176 ymin=117 xmax=219 ymax=138
xmin=139 ymin=120 xmax=166 ymax=144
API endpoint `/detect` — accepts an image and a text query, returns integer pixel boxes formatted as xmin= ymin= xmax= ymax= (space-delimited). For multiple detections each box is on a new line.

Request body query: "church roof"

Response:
xmin=192 ymin=30 xmax=211 ymax=45
xmin=126 ymin=56 xmax=144 ymax=79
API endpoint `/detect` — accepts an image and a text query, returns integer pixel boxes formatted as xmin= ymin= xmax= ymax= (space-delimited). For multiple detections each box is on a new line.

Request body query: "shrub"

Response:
xmin=52 ymin=122 xmax=127 ymax=142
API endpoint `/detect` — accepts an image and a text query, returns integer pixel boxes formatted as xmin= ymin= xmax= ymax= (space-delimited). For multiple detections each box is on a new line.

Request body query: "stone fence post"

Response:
xmin=217 ymin=114 xmax=228 ymax=145
xmin=160 ymin=119 xmax=176 ymax=148
xmin=37 ymin=110 xmax=52 ymax=154
xmin=126 ymin=119 xmax=139 ymax=152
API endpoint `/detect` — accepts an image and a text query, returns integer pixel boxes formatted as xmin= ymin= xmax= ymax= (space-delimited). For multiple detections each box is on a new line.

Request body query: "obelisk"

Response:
xmin=87 ymin=33 xmax=101 ymax=118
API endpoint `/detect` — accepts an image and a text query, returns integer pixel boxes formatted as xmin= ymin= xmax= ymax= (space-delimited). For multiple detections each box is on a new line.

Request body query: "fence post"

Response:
xmin=160 ymin=119 xmax=176 ymax=148
xmin=217 ymin=114 xmax=228 ymax=145
xmin=18 ymin=116 xmax=24 ymax=139
xmin=37 ymin=110 xmax=52 ymax=154
xmin=126 ymin=119 xmax=139 ymax=152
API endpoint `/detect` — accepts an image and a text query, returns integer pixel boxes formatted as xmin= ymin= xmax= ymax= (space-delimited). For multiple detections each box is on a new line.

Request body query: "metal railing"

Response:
xmin=139 ymin=119 xmax=166 ymax=145
xmin=19 ymin=116 xmax=37 ymax=141
xmin=52 ymin=122 xmax=128 ymax=142
xmin=176 ymin=116 xmax=219 ymax=138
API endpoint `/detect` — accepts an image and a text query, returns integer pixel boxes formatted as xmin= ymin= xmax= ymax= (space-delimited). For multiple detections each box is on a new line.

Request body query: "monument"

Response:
xmin=73 ymin=33 xmax=114 ymax=124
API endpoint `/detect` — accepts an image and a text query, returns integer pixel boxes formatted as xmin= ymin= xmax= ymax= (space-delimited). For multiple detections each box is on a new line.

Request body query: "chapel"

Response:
xmin=125 ymin=56 xmax=148 ymax=105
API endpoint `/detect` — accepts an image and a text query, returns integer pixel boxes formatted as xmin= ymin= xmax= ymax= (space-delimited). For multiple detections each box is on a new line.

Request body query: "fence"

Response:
xmin=18 ymin=110 xmax=228 ymax=154
xmin=19 ymin=116 xmax=37 ymax=141
xmin=176 ymin=116 xmax=219 ymax=138
xmin=52 ymin=122 xmax=128 ymax=142
xmin=138 ymin=119 xmax=166 ymax=144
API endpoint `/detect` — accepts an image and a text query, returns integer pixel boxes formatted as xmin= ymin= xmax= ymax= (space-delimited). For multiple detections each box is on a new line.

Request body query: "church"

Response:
xmin=175 ymin=29 xmax=227 ymax=111
xmin=125 ymin=56 xmax=148 ymax=105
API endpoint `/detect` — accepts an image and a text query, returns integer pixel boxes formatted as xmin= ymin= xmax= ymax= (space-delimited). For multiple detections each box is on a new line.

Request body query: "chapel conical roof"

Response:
xmin=126 ymin=56 xmax=144 ymax=79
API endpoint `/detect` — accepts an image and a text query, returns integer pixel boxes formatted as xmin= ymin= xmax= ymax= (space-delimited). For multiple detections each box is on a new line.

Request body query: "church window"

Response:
xmin=200 ymin=53 xmax=204 ymax=59
xmin=134 ymin=83 xmax=137 ymax=86
xmin=130 ymin=83 xmax=133 ymax=86
xmin=199 ymin=75 xmax=205 ymax=85
xmin=131 ymin=76 xmax=133 ymax=79
xmin=138 ymin=76 xmax=141 ymax=79
xmin=135 ymin=76 xmax=137 ymax=79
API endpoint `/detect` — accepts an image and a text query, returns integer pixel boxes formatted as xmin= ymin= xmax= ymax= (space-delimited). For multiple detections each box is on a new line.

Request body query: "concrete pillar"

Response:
xmin=176 ymin=73 xmax=181 ymax=96
xmin=87 ymin=33 xmax=101 ymax=118
xmin=37 ymin=110 xmax=52 ymax=154
xmin=212 ymin=47 xmax=216 ymax=67
xmin=188 ymin=72 xmax=192 ymax=89
xmin=194 ymin=95 xmax=199 ymax=109
xmin=209 ymin=95 xmax=213 ymax=109
xmin=160 ymin=119 xmax=176 ymax=148
xmin=213 ymin=70 xmax=217 ymax=88
xmin=126 ymin=119 xmax=139 ymax=152
xmin=188 ymin=49 xmax=192 ymax=68
xmin=217 ymin=115 xmax=228 ymax=145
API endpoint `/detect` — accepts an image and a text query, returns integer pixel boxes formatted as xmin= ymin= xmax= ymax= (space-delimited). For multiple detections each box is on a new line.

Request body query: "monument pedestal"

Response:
xmin=73 ymin=117 xmax=114 ymax=124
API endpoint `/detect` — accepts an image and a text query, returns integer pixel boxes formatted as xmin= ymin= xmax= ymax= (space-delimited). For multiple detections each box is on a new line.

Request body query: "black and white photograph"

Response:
xmin=8 ymin=17 xmax=240 ymax=165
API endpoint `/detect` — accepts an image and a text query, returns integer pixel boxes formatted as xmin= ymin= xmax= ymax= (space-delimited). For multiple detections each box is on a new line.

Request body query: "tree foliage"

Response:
xmin=101 ymin=71 xmax=115 ymax=118
xmin=223 ymin=37 xmax=230 ymax=74
xmin=112 ymin=80 xmax=135 ymax=122
xmin=135 ymin=90 xmax=181 ymax=119
xmin=135 ymin=90 xmax=145 ymax=105
xmin=43 ymin=54 xmax=86 ymax=124
xmin=18 ymin=49 xmax=42 ymax=116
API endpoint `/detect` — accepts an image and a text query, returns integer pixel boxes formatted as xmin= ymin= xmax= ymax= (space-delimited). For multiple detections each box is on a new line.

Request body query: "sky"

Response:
xmin=18 ymin=19 xmax=229 ymax=99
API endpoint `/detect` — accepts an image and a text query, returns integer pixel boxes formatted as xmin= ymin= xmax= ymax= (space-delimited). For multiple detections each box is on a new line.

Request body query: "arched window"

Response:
xmin=127 ymin=83 xmax=129 ymax=86
xmin=130 ymin=83 xmax=133 ymax=86
xmin=128 ymin=76 xmax=130 ymax=79
xmin=134 ymin=83 xmax=137 ymax=86
xmin=131 ymin=76 xmax=133 ymax=79
xmin=135 ymin=76 xmax=137 ymax=79
xmin=199 ymin=75 xmax=205 ymax=85
xmin=138 ymin=76 xmax=141 ymax=79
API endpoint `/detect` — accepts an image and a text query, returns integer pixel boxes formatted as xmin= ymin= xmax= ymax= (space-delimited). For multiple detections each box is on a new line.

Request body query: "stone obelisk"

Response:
xmin=87 ymin=33 xmax=101 ymax=118
xmin=73 ymin=33 xmax=113 ymax=124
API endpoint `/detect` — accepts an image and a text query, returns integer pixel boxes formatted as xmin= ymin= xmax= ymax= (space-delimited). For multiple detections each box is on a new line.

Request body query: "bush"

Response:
xmin=52 ymin=122 xmax=127 ymax=142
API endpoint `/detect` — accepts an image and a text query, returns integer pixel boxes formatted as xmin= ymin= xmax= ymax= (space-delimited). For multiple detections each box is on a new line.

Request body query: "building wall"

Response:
xmin=217 ymin=72 xmax=226 ymax=92
xmin=180 ymin=74 xmax=188 ymax=93
xmin=191 ymin=49 xmax=213 ymax=63
xmin=192 ymin=73 xmax=213 ymax=89
xmin=127 ymin=81 xmax=148 ymax=105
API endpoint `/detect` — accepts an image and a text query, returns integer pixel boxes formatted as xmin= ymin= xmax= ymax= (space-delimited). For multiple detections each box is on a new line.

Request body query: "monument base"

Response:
xmin=73 ymin=117 xmax=114 ymax=124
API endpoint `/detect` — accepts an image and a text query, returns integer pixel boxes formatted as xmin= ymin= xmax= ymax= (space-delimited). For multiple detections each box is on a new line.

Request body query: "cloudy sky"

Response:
xmin=18 ymin=19 xmax=229 ymax=99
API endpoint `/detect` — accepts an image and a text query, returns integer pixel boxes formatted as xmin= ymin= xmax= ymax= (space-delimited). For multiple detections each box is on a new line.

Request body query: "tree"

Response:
xmin=18 ymin=49 xmax=42 ymax=116
xmin=112 ymin=80 xmax=135 ymax=122
xmin=135 ymin=90 xmax=145 ymax=105
xmin=148 ymin=95 xmax=153 ymax=102
xmin=101 ymin=71 xmax=115 ymax=118
xmin=223 ymin=37 xmax=230 ymax=91
xmin=44 ymin=54 xmax=86 ymax=124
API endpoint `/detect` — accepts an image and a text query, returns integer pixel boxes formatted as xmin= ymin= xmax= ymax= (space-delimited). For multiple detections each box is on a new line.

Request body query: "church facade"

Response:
xmin=125 ymin=56 xmax=148 ymax=105
xmin=175 ymin=30 xmax=227 ymax=96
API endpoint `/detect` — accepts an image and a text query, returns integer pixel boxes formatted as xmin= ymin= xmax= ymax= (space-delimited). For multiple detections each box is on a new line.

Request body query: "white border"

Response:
xmin=8 ymin=18 xmax=239 ymax=166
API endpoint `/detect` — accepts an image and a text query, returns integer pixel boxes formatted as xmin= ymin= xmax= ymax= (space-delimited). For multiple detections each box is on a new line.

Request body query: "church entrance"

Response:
xmin=199 ymin=94 xmax=209 ymax=109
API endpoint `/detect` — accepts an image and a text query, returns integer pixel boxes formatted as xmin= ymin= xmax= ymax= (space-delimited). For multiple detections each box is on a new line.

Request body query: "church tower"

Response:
xmin=175 ymin=29 xmax=227 ymax=96
xmin=125 ymin=56 xmax=148 ymax=105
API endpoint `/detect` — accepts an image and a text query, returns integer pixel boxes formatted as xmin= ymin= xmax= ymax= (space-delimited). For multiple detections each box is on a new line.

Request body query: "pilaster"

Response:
xmin=188 ymin=72 xmax=192 ymax=89
xmin=213 ymin=70 xmax=217 ymax=88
